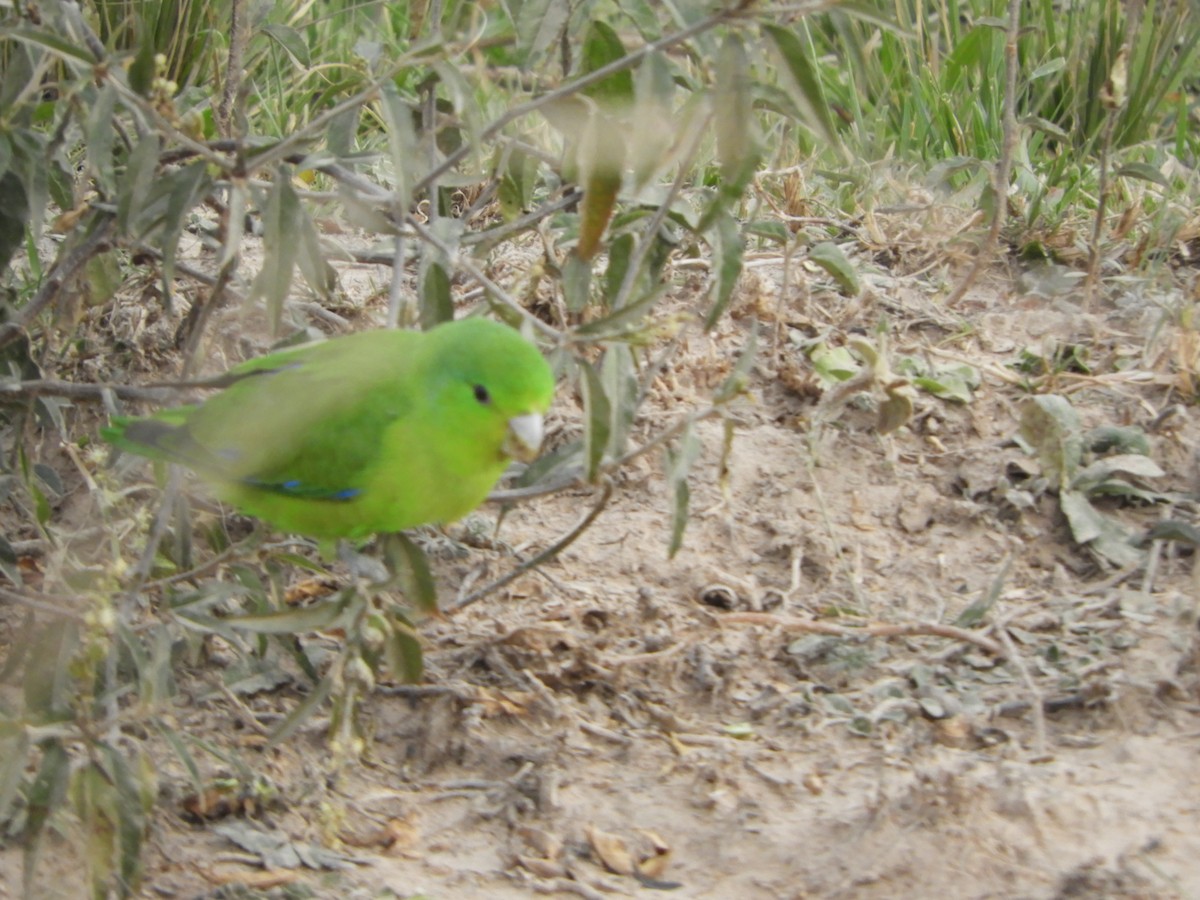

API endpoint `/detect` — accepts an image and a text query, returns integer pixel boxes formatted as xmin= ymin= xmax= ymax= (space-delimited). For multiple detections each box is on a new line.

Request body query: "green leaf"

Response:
xmin=574 ymin=109 xmax=625 ymax=262
xmin=703 ymin=208 xmax=744 ymax=330
xmin=714 ymin=325 xmax=756 ymax=404
xmin=809 ymin=343 xmax=860 ymax=384
xmin=1085 ymin=425 xmax=1150 ymax=456
xmin=604 ymin=232 xmax=635 ymax=302
xmin=419 ymin=260 xmax=453 ymax=329
xmin=666 ymin=424 xmax=701 ymax=558
xmin=0 ymin=731 xmax=30 ymax=824
xmin=0 ymin=169 xmax=28 ymax=273
xmin=85 ymin=85 xmax=118 ymax=195
xmin=629 ymin=51 xmax=675 ymax=189
xmin=763 ymin=24 xmax=841 ymax=152
xmin=1019 ymin=395 xmax=1082 ymax=489
xmin=381 ymin=611 xmax=424 ymax=683
xmin=601 ymin=342 xmax=638 ymax=459
xmin=1073 ymin=453 xmax=1164 ymax=491
xmin=911 ymin=368 xmax=975 ymax=403
xmin=954 ymin=555 xmax=1011 ymax=627
xmin=161 ymin=161 xmax=210 ymax=290
xmin=262 ymin=23 xmax=310 ymax=67
xmin=24 ymin=620 xmax=79 ymax=717
xmin=877 ymin=384 xmax=914 ymax=434
xmin=226 ymin=593 xmax=353 ymax=634
xmin=98 ymin=743 xmax=152 ymax=893
xmin=382 ymin=532 xmax=439 ymax=616
xmin=563 ymin=250 xmax=593 ymax=312
xmin=294 ymin=202 xmax=335 ymax=302
xmin=744 ymin=219 xmax=791 ymax=244
xmin=128 ymin=32 xmax=157 ymax=96
xmin=117 ymin=132 xmax=162 ymax=235
xmin=580 ymin=360 xmax=611 ymax=483
xmin=250 ymin=170 xmax=302 ymax=334
xmin=580 ymin=21 xmax=633 ymax=105
xmin=714 ymin=34 xmax=760 ymax=199
xmin=1060 ymin=489 xmax=1142 ymax=566
xmin=0 ymin=533 xmax=20 ymax=587
xmin=498 ymin=145 xmax=535 ymax=219
xmin=1116 ymin=162 xmax=1168 ymax=187
xmin=379 ymin=81 xmax=417 ymax=211
xmin=809 ymin=241 xmax=860 ymax=296
xmin=1030 ymin=57 xmax=1067 ymax=80
xmin=267 ymin=670 xmax=335 ymax=748
xmin=514 ymin=0 xmax=569 ymax=61
xmin=835 ymin=0 xmax=910 ymax=35
xmin=4 ymin=25 xmax=95 ymax=65
xmin=153 ymin=720 xmax=205 ymax=798
xmin=22 ymin=738 xmax=69 ymax=886
xmin=1060 ymin=489 xmax=1105 ymax=544
xmin=1141 ymin=520 xmax=1200 ymax=547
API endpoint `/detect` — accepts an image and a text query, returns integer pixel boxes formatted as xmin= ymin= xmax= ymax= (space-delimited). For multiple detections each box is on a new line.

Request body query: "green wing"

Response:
xmin=110 ymin=331 xmax=425 ymax=503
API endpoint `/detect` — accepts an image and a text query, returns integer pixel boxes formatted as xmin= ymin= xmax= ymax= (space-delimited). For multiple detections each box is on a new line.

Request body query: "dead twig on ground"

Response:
xmin=720 ymin=610 xmax=1006 ymax=658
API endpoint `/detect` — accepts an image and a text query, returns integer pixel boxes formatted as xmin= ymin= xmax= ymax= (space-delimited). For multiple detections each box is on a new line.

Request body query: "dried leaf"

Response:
xmin=586 ymin=825 xmax=635 ymax=876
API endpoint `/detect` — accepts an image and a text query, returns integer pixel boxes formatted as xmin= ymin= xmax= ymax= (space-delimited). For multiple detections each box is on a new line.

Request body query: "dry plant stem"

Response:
xmin=0 ymin=379 xmax=174 ymax=403
xmin=385 ymin=233 xmax=410 ymax=329
xmin=944 ymin=0 xmax=1021 ymax=308
xmin=489 ymin=403 xmax=726 ymax=504
xmin=124 ymin=469 xmax=184 ymax=602
xmin=142 ymin=531 xmax=263 ymax=591
xmin=722 ymin=611 xmax=1007 ymax=658
xmin=406 ymin=214 xmax=561 ymax=339
xmin=462 ymin=189 xmax=582 ymax=250
xmin=179 ymin=258 xmax=239 ymax=376
xmin=0 ymin=217 xmax=116 ymax=351
xmin=1084 ymin=116 xmax=1116 ymax=307
xmin=804 ymin=451 xmax=869 ymax=611
xmin=996 ymin=620 xmax=1050 ymax=761
xmin=449 ymin=480 xmax=614 ymax=611
xmin=216 ymin=0 xmax=246 ymax=138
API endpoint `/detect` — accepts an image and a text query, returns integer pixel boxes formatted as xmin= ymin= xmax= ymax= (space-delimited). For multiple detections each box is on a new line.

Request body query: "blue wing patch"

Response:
xmin=243 ymin=477 xmax=363 ymax=502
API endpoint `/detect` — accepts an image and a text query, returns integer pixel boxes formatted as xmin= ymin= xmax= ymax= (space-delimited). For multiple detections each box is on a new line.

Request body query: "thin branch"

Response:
xmin=406 ymin=215 xmax=562 ymax=339
xmin=996 ymin=618 xmax=1051 ymax=761
xmin=0 ymin=216 xmax=117 ymax=351
xmin=0 ymin=379 xmax=176 ymax=403
xmin=216 ymin=0 xmax=247 ymax=139
xmin=449 ymin=480 xmax=613 ymax=611
xmin=488 ymin=401 xmax=727 ymax=505
xmin=721 ymin=611 xmax=1007 ymax=658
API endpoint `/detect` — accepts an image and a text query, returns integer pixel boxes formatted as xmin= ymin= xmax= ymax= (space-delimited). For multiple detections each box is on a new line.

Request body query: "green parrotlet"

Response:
xmin=103 ymin=317 xmax=555 ymax=539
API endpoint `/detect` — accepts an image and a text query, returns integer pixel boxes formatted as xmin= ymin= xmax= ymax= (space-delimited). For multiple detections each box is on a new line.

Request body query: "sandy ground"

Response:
xmin=2 ymin=246 xmax=1199 ymax=899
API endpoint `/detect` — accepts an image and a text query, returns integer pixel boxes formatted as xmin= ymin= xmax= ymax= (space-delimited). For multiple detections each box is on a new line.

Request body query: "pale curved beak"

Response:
xmin=503 ymin=412 xmax=545 ymax=462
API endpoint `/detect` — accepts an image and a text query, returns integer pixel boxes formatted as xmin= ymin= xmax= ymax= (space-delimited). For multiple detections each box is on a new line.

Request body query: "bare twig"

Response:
xmin=996 ymin=621 xmax=1051 ymax=761
xmin=406 ymin=215 xmax=562 ymax=339
xmin=216 ymin=0 xmax=246 ymax=138
xmin=721 ymin=611 xmax=1007 ymax=658
xmin=449 ymin=480 xmax=613 ymax=611
xmin=0 ymin=216 xmax=117 ymax=351
xmin=0 ymin=379 xmax=176 ymax=403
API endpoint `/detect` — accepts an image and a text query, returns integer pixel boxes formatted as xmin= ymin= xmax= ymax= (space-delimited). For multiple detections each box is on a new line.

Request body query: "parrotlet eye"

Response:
xmin=473 ymin=384 xmax=491 ymax=405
